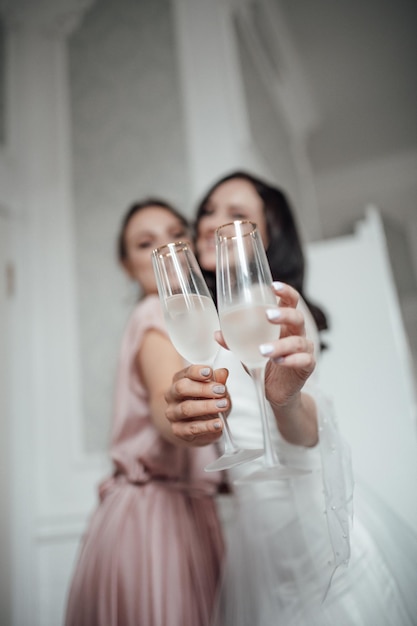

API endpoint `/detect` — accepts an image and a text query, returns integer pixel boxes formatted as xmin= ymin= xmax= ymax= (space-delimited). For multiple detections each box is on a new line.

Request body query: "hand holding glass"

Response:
xmin=151 ymin=241 xmax=263 ymax=472
xmin=216 ymin=220 xmax=309 ymax=481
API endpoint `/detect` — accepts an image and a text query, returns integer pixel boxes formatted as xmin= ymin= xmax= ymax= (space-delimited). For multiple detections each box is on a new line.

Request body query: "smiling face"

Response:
xmin=121 ymin=205 xmax=189 ymax=295
xmin=196 ymin=178 xmax=269 ymax=272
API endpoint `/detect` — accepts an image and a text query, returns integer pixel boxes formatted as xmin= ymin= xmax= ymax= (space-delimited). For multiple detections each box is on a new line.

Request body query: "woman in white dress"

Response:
xmin=164 ymin=171 xmax=417 ymax=625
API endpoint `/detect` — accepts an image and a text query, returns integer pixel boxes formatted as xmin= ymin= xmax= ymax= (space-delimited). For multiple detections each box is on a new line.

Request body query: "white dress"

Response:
xmin=214 ymin=300 xmax=417 ymax=625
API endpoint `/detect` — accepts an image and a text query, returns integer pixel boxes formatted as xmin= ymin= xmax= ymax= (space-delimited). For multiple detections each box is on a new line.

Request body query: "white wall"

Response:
xmin=307 ymin=208 xmax=417 ymax=531
xmin=0 ymin=210 xmax=12 ymax=626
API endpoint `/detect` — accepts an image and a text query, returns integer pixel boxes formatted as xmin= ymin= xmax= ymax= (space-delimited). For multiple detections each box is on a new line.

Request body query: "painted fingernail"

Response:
xmin=213 ymin=421 xmax=222 ymax=430
xmin=273 ymin=356 xmax=285 ymax=363
xmin=200 ymin=367 xmax=211 ymax=376
xmin=272 ymin=281 xmax=284 ymax=291
xmin=259 ymin=343 xmax=274 ymax=356
xmin=216 ymin=399 xmax=227 ymax=408
xmin=213 ymin=384 xmax=225 ymax=394
xmin=266 ymin=308 xmax=280 ymax=321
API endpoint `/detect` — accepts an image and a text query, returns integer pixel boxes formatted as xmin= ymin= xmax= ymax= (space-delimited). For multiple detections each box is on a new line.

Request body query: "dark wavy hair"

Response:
xmin=117 ymin=198 xmax=189 ymax=263
xmin=194 ymin=171 xmax=329 ymax=336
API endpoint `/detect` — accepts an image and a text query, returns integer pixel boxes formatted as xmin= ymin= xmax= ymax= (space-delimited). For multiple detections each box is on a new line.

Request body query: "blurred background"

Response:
xmin=0 ymin=0 xmax=416 ymax=624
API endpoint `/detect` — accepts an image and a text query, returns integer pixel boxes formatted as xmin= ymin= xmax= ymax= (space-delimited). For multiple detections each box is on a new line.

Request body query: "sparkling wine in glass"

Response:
xmin=216 ymin=220 xmax=309 ymax=481
xmin=152 ymin=240 xmax=263 ymax=472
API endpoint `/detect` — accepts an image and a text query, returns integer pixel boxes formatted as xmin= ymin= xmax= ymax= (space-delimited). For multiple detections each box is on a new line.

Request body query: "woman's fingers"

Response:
xmin=166 ymin=391 xmax=228 ymax=444
xmin=272 ymin=281 xmax=299 ymax=309
xmin=165 ymin=365 xmax=230 ymax=444
xmin=265 ymin=306 xmax=306 ymax=338
xmin=166 ymin=367 xmax=228 ymax=403
xmin=170 ymin=416 xmax=224 ymax=444
xmin=260 ymin=335 xmax=316 ymax=377
xmin=260 ymin=335 xmax=314 ymax=360
xmin=168 ymin=365 xmax=228 ymax=389
xmin=263 ymin=336 xmax=316 ymax=409
xmin=166 ymin=392 xmax=229 ymax=420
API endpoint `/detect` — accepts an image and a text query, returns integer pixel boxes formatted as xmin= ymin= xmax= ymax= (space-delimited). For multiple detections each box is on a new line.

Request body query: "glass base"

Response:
xmin=234 ymin=464 xmax=311 ymax=483
xmin=204 ymin=448 xmax=264 ymax=472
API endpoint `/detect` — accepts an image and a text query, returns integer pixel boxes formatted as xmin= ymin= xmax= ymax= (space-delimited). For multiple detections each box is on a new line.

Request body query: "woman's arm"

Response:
xmin=137 ymin=329 xmax=230 ymax=446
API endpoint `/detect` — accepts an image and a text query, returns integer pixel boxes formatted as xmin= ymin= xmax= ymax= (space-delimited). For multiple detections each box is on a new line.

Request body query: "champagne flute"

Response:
xmin=216 ymin=220 xmax=309 ymax=481
xmin=151 ymin=240 xmax=264 ymax=472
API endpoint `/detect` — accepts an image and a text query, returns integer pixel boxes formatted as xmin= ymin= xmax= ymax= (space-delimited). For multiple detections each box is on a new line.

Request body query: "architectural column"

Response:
xmin=0 ymin=2 xmax=97 ymax=624
xmin=232 ymin=0 xmax=323 ymax=240
xmin=173 ymin=0 xmax=323 ymax=239
xmin=172 ymin=0 xmax=268 ymax=201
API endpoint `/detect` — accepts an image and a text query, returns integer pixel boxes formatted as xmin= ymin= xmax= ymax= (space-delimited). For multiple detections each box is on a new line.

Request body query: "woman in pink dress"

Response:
xmin=65 ymin=199 xmax=225 ymax=626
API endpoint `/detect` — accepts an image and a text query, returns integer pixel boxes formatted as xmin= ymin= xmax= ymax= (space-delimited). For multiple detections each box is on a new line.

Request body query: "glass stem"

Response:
xmin=250 ymin=366 xmax=279 ymax=468
xmin=218 ymin=414 xmax=239 ymax=455
xmin=212 ymin=368 xmax=239 ymax=455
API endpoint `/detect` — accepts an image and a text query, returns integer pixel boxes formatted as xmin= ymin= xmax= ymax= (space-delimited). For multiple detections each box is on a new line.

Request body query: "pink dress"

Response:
xmin=65 ymin=295 xmax=224 ymax=626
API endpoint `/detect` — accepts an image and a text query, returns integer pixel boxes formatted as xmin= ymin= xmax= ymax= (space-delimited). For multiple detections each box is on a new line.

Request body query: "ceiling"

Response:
xmin=279 ymin=0 xmax=417 ymax=176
